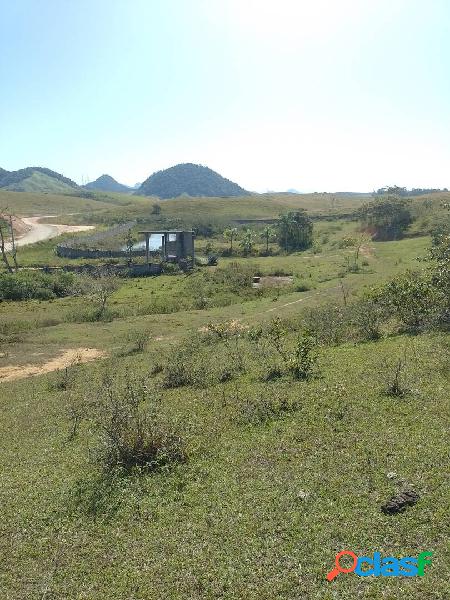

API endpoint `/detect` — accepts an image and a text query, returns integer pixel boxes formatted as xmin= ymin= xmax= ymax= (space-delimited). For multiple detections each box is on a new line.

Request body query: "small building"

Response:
xmin=138 ymin=230 xmax=195 ymax=264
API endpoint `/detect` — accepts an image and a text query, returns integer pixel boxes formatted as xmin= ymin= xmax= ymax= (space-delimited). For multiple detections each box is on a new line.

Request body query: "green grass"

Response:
xmin=0 ymin=189 xmax=120 ymax=216
xmin=0 ymin=191 xmax=448 ymax=599
xmin=0 ymin=233 xmax=431 ymax=371
xmin=3 ymin=171 xmax=79 ymax=194
xmin=0 ymin=330 xmax=448 ymax=599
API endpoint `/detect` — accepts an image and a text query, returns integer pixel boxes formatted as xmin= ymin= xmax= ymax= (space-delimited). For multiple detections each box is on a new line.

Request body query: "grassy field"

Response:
xmin=0 ymin=190 xmax=448 ymax=599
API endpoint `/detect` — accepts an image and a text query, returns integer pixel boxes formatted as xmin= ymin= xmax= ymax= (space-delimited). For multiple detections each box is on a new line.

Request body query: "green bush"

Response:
xmin=288 ymin=334 xmax=319 ymax=380
xmin=357 ymin=196 xmax=413 ymax=240
xmin=66 ymin=306 xmax=116 ymax=323
xmin=295 ymin=281 xmax=311 ymax=292
xmin=0 ymin=271 xmax=76 ymax=300
xmin=92 ymin=378 xmax=186 ymax=473
xmin=374 ymin=271 xmax=442 ymax=331
xmin=347 ymin=297 xmax=387 ymax=341
xmin=301 ymin=304 xmax=350 ymax=345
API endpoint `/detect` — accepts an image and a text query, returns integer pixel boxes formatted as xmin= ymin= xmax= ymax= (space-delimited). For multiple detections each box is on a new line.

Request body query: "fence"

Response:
xmin=56 ymin=246 xmax=147 ymax=259
xmin=56 ymin=220 xmax=141 ymax=259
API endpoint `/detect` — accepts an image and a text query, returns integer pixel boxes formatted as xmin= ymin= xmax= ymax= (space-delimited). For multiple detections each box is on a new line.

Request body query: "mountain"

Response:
xmin=85 ymin=174 xmax=131 ymax=193
xmin=135 ymin=163 xmax=251 ymax=199
xmin=0 ymin=167 xmax=79 ymax=194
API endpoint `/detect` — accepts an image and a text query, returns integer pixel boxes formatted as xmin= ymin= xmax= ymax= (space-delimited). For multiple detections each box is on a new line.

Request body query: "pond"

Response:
xmin=122 ymin=234 xmax=163 ymax=251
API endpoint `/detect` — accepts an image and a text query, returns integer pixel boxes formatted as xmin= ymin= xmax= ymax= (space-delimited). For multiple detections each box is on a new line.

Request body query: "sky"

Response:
xmin=1 ymin=0 xmax=450 ymax=192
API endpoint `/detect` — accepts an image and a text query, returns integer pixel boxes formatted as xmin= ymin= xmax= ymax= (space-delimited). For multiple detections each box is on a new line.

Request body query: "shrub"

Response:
xmin=357 ymin=196 xmax=413 ymax=240
xmin=375 ymin=271 xmax=440 ymax=331
xmin=348 ymin=297 xmax=386 ymax=341
xmin=295 ymin=281 xmax=311 ymax=292
xmin=161 ymin=358 xmax=192 ymax=389
xmin=126 ymin=330 xmax=149 ymax=353
xmin=301 ymin=304 xmax=350 ymax=346
xmin=288 ymin=334 xmax=318 ymax=380
xmin=137 ymin=297 xmax=183 ymax=315
xmin=161 ymin=262 xmax=181 ymax=275
xmin=238 ymin=390 xmax=297 ymax=425
xmin=0 ymin=271 xmax=77 ymax=301
xmin=66 ymin=306 xmax=116 ymax=323
xmin=210 ymin=262 xmax=255 ymax=291
xmin=383 ymin=350 xmax=410 ymax=398
xmin=93 ymin=378 xmax=186 ymax=473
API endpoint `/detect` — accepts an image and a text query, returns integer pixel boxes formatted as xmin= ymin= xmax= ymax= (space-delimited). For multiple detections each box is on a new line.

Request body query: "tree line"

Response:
xmin=222 ymin=210 xmax=314 ymax=256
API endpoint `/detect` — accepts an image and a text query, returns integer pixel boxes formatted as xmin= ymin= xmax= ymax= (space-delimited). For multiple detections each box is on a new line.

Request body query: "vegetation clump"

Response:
xmin=0 ymin=270 xmax=76 ymax=300
xmin=357 ymin=196 xmax=413 ymax=240
xmin=276 ymin=210 xmax=313 ymax=252
xmin=92 ymin=377 xmax=186 ymax=473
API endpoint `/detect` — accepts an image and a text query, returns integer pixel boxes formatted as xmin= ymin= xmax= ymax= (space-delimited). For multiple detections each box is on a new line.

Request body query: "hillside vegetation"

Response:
xmin=85 ymin=174 xmax=132 ymax=193
xmin=135 ymin=163 xmax=251 ymax=198
xmin=0 ymin=166 xmax=79 ymax=194
xmin=0 ymin=189 xmax=120 ymax=216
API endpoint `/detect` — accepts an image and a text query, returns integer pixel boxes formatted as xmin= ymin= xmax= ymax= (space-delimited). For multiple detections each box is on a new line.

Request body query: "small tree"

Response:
xmin=0 ymin=218 xmax=13 ymax=273
xmin=261 ymin=225 xmax=276 ymax=253
xmin=85 ymin=272 xmax=120 ymax=319
xmin=276 ymin=210 xmax=313 ymax=252
xmin=223 ymin=227 xmax=238 ymax=254
xmin=376 ymin=271 xmax=437 ymax=331
xmin=288 ymin=333 xmax=318 ymax=380
xmin=0 ymin=210 xmax=18 ymax=273
xmin=239 ymin=228 xmax=257 ymax=256
xmin=357 ymin=196 xmax=413 ymax=240
xmin=151 ymin=203 xmax=161 ymax=215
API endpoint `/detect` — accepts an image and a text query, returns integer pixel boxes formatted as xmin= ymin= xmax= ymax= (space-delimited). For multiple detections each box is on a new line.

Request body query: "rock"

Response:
xmin=381 ymin=489 xmax=420 ymax=515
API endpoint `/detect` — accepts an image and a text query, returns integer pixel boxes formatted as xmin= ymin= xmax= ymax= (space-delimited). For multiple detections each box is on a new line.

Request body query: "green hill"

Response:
xmin=85 ymin=174 xmax=131 ymax=193
xmin=135 ymin=163 xmax=251 ymax=199
xmin=0 ymin=167 xmax=79 ymax=194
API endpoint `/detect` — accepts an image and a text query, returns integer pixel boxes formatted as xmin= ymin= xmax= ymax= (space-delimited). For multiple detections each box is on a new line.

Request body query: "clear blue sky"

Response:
xmin=1 ymin=0 xmax=450 ymax=192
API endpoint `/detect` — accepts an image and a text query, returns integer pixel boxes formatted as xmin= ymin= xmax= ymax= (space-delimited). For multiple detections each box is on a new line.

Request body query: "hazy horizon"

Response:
xmin=2 ymin=0 xmax=450 ymax=193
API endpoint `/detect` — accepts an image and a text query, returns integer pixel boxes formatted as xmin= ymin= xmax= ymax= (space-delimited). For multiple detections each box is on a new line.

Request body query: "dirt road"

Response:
xmin=4 ymin=216 xmax=94 ymax=250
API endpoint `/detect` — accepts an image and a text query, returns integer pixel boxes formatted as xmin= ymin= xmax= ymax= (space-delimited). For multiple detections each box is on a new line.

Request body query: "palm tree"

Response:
xmin=239 ymin=228 xmax=257 ymax=256
xmin=261 ymin=225 xmax=276 ymax=253
xmin=223 ymin=227 xmax=238 ymax=253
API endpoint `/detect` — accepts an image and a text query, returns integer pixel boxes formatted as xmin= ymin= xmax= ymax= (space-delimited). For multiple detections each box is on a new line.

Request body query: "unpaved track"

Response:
xmin=0 ymin=348 xmax=106 ymax=383
xmin=4 ymin=216 xmax=94 ymax=250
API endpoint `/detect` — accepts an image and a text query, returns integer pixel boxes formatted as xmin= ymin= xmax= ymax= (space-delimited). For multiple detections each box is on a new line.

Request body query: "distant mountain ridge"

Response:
xmin=85 ymin=174 xmax=131 ymax=193
xmin=135 ymin=163 xmax=250 ymax=199
xmin=0 ymin=167 xmax=79 ymax=193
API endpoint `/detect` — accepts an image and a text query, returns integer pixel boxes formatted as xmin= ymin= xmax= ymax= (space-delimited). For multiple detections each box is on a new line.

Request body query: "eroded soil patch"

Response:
xmin=0 ymin=347 xmax=106 ymax=383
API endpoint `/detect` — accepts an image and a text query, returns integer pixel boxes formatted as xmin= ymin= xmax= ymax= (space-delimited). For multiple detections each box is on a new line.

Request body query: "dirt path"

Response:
xmin=0 ymin=348 xmax=106 ymax=383
xmin=4 ymin=216 xmax=94 ymax=250
xmin=264 ymin=285 xmax=340 ymax=313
